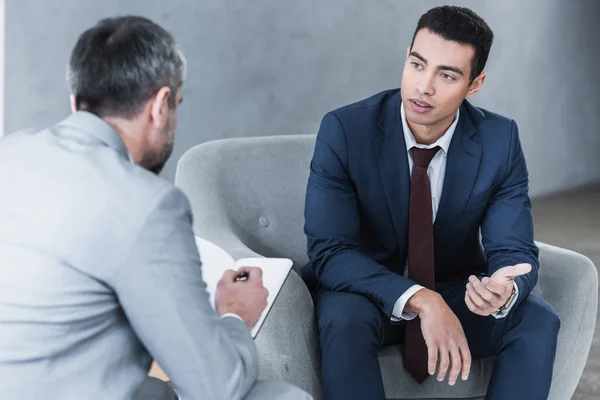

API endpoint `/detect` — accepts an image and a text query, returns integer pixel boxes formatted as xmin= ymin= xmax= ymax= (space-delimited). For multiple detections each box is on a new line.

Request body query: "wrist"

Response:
xmin=404 ymin=288 xmax=441 ymax=315
xmin=217 ymin=304 xmax=242 ymax=318
xmin=498 ymin=285 xmax=517 ymax=311
xmin=221 ymin=312 xmax=244 ymax=321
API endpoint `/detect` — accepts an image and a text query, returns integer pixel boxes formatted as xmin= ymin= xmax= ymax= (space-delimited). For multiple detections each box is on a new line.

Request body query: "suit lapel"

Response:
xmin=434 ymin=102 xmax=483 ymax=239
xmin=375 ymin=93 xmax=410 ymax=258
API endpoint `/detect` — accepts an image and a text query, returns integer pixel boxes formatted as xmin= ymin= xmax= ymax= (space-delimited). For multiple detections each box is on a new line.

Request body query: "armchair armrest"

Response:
xmin=536 ymin=242 xmax=598 ymax=400
xmin=198 ymin=230 xmax=322 ymax=399
xmin=255 ymin=270 xmax=322 ymax=399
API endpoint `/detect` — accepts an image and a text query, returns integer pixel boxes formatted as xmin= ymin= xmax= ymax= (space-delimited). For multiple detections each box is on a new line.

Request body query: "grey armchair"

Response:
xmin=175 ymin=134 xmax=597 ymax=400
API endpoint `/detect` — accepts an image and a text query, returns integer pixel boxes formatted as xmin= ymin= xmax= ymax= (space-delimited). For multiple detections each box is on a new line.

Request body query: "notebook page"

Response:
xmin=195 ymin=236 xmax=237 ymax=308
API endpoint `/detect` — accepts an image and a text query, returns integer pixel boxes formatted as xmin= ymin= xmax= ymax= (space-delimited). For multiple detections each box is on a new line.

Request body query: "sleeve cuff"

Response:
xmin=220 ymin=313 xmax=245 ymax=323
xmin=391 ymin=285 xmax=425 ymax=321
xmin=491 ymin=281 xmax=520 ymax=319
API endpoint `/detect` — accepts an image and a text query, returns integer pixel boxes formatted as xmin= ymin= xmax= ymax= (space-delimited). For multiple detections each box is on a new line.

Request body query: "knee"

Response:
xmin=133 ymin=377 xmax=177 ymax=400
xmin=316 ymin=293 xmax=381 ymax=339
xmin=519 ymin=297 xmax=561 ymax=340
xmin=543 ymin=306 xmax=561 ymax=335
xmin=319 ymin=306 xmax=380 ymax=337
xmin=247 ymin=380 xmax=313 ymax=400
xmin=534 ymin=301 xmax=560 ymax=336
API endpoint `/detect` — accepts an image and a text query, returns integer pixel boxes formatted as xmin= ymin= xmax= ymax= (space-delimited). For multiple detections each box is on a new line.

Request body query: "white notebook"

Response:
xmin=195 ymin=236 xmax=293 ymax=338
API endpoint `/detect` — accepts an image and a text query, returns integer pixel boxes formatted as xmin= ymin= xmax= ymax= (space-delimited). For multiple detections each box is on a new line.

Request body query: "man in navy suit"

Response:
xmin=302 ymin=6 xmax=560 ymax=400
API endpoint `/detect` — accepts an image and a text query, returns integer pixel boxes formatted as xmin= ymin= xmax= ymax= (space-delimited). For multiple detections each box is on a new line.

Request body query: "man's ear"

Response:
xmin=149 ymin=87 xmax=171 ymax=129
xmin=466 ymin=72 xmax=487 ymax=99
xmin=69 ymin=95 xmax=77 ymax=113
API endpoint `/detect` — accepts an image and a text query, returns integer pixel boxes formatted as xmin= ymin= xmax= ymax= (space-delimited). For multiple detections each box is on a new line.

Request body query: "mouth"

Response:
xmin=408 ymin=99 xmax=433 ymax=113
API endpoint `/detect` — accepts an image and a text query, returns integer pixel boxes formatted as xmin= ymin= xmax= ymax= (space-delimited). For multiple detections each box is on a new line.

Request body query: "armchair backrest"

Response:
xmin=176 ymin=135 xmax=317 ymax=270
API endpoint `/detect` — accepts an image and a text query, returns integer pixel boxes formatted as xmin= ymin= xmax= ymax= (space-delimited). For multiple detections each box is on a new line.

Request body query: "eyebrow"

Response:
xmin=409 ymin=51 xmax=464 ymax=76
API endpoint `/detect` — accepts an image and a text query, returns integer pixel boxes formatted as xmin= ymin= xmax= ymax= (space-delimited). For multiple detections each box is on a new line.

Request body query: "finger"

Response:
xmin=464 ymin=291 xmax=483 ymax=315
xmin=465 ymin=290 xmax=487 ymax=316
xmin=512 ymin=263 xmax=532 ymax=276
xmin=464 ymin=291 xmax=475 ymax=313
xmin=247 ymin=267 xmax=264 ymax=280
xmin=448 ymin=345 xmax=461 ymax=386
xmin=490 ymin=266 xmax=517 ymax=285
xmin=466 ymin=283 xmax=487 ymax=308
xmin=482 ymin=277 xmax=512 ymax=308
xmin=471 ymin=277 xmax=505 ymax=309
xmin=468 ymin=285 xmax=494 ymax=313
xmin=221 ymin=269 xmax=237 ymax=282
xmin=468 ymin=276 xmax=495 ymax=302
xmin=468 ymin=288 xmax=494 ymax=315
xmin=258 ymin=287 xmax=269 ymax=309
xmin=437 ymin=347 xmax=450 ymax=382
xmin=460 ymin=341 xmax=472 ymax=381
xmin=495 ymin=263 xmax=532 ymax=281
xmin=481 ymin=276 xmax=506 ymax=295
xmin=428 ymin=344 xmax=438 ymax=376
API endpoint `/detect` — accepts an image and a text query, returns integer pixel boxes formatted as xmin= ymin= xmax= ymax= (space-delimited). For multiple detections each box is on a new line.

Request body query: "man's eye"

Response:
xmin=411 ymin=62 xmax=423 ymax=69
xmin=441 ymin=74 xmax=455 ymax=81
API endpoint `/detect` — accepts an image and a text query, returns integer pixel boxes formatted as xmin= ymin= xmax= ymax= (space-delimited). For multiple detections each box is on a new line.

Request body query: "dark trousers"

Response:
xmin=315 ymin=280 xmax=560 ymax=400
xmin=134 ymin=377 xmax=178 ymax=400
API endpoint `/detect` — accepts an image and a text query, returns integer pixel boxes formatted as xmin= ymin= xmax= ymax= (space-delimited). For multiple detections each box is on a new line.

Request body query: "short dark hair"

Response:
xmin=67 ymin=16 xmax=186 ymax=118
xmin=410 ymin=6 xmax=494 ymax=82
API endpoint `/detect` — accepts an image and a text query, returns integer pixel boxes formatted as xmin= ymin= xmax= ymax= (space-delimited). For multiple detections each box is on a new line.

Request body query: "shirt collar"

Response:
xmin=400 ymin=101 xmax=460 ymax=155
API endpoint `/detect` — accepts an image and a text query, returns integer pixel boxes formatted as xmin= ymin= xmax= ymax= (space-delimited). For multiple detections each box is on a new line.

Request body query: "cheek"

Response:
xmin=400 ymin=66 xmax=414 ymax=86
xmin=436 ymin=85 xmax=466 ymax=106
xmin=170 ymin=123 xmax=178 ymax=143
xmin=170 ymin=112 xmax=178 ymax=130
xmin=162 ymin=114 xmax=177 ymax=143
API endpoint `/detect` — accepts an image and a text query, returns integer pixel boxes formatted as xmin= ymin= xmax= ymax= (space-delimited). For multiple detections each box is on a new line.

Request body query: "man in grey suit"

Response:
xmin=0 ymin=16 xmax=311 ymax=400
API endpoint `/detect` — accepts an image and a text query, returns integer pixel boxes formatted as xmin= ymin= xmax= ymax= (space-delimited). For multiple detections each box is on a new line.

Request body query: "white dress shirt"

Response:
xmin=391 ymin=103 xmax=518 ymax=321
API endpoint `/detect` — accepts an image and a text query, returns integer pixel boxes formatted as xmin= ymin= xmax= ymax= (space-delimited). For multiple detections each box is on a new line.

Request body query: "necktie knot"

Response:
xmin=411 ymin=146 xmax=440 ymax=168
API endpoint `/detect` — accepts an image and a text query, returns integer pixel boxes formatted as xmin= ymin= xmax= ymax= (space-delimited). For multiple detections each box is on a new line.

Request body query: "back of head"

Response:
xmin=67 ymin=16 xmax=186 ymax=119
xmin=411 ymin=6 xmax=494 ymax=82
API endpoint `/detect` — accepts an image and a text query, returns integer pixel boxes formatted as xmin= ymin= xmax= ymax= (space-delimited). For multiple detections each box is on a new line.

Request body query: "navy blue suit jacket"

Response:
xmin=302 ymin=89 xmax=539 ymax=318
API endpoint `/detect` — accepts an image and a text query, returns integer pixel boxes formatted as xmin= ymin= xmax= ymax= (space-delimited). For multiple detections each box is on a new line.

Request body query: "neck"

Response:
xmin=407 ymin=113 xmax=456 ymax=145
xmin=102 ymin=116 xmax=146 ymax=164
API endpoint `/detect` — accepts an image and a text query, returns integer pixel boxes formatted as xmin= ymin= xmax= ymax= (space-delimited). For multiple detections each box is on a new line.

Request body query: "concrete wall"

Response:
xmin=4 ymin=0 xmax=600 ymax=197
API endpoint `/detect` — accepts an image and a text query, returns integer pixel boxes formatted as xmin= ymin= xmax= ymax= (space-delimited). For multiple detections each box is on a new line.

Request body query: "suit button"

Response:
xmin=258 ymin=216 xmax=270 ymax=227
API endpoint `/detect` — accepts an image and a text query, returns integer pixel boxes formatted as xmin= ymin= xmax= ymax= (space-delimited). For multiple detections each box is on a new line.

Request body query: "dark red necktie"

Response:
xmin=404 ymin=146 xmax=440 ymax=383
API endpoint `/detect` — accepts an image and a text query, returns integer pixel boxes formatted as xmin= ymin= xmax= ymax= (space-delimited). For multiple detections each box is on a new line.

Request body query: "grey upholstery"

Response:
xmin=175 ymin=134 xmax=598 ymax=400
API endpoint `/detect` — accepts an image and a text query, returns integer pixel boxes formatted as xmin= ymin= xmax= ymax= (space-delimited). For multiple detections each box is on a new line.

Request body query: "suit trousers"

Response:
xmin=315 ymin=279 xmax=560 ymax=400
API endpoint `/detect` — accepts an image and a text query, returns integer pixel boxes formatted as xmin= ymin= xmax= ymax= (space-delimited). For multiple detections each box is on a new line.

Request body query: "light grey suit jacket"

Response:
xmin=0 ymin=112 xmax=258 ymax=399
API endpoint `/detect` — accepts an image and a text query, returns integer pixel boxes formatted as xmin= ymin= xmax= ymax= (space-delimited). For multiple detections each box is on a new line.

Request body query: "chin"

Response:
xmin=139 ymin=158 xmax=167 ymax=175
xmin=148 ymin=164 xmax=166 ymax=175
xmin=405 ymin=111 xmax=435 ymax=126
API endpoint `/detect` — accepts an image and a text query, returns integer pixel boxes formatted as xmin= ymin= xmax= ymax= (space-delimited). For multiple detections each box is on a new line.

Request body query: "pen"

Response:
xmin=235 ymin=271 xmax=249 ymax=281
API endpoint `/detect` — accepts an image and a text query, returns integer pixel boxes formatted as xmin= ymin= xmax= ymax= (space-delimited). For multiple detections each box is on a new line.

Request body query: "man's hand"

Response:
xmin=215 ymin=267 xmax=269 ymax=329
xmin=465 ymin=263 xmax=532 ymax=316
xmin=405 ymin=290 xmax=471 ymax=385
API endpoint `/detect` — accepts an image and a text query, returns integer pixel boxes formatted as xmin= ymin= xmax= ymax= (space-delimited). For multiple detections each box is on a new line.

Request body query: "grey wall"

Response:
xmin=5 ymin=0 xmax=600 ymax=197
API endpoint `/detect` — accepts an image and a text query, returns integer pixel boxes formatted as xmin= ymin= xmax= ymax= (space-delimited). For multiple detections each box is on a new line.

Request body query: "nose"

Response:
xmin=416 ymin=72 xmax=435 ymax=97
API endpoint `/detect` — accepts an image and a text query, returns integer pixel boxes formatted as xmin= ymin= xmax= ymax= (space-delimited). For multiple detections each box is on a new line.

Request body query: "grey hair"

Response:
xmin=66 ymin=16 xmax=187 ymax=118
